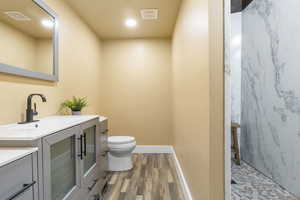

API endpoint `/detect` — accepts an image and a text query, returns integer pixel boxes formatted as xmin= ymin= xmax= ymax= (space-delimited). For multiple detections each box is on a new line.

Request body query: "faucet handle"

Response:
xmin=33 ymin=103 xmax=38 ymax=116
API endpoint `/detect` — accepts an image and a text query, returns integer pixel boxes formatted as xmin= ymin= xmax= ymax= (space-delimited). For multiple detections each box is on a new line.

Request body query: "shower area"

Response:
xmin=226 ymin=0 xmax=300 ymax=199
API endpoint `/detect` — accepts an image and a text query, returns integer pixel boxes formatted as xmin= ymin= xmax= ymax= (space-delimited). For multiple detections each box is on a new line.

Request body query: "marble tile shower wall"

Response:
xmin=231 ymin=13 xmax=242 ymax=125
xmin=241 ymin=0 xmax=300 ymax=197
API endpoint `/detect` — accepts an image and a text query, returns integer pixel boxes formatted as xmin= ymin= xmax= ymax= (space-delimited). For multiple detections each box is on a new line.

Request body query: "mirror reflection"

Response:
xmin=0 ymin=0 xmax=54 ymax=75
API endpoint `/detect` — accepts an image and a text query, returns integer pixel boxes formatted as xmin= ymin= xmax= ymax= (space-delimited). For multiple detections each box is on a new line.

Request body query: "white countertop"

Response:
xmin=0 ymin=115 xmax=106 ymax=141
xmin=0 ymin=147 xmax=38 ymax=167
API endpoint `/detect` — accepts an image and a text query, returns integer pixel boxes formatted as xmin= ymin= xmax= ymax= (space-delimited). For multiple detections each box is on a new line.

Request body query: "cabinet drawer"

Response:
xmin=76 ymin=179 xmax=100 ymax=200
xmin=88 ymin=180 xmax=101 ymax=200
xmin=0 ymin=154 xmax=37 ymax=200
xmin=98 ymin=154 xmax=108 ymax=173
xmin=99 ymin=134 xmax=108 ymax=153
xmin=82 ymin=165 xmax=100 ymax=190
xmin=99 ymin=119 xmax=108 ymax=154
xmin=99 ymin=119 xmax=108 ymax=134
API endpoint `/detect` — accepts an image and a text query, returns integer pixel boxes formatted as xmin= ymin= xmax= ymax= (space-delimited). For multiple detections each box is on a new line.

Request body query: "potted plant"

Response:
xmin=61 ymin=96 xmax=88 ymax=115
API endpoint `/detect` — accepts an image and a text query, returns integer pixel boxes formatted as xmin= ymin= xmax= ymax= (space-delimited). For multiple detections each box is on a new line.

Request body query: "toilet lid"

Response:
xmin=108 ymin=136 xmax=135 ymax=144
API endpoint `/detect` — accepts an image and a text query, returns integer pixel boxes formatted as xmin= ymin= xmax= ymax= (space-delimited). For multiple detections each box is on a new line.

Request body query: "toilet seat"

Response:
xmin=108 ymin=136 xmax=136 ymax=152
xmin=108 ymin=142 xmax=136 ymax=151
xmin=108 ymin=136 xmax=135 ymax=145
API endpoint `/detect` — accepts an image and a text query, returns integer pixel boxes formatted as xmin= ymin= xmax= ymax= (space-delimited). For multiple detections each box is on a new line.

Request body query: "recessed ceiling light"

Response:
xmin=41 ymin=19 xmax=54 ymax=29
xmin=125 ymin=18 xmax=137 ymax=28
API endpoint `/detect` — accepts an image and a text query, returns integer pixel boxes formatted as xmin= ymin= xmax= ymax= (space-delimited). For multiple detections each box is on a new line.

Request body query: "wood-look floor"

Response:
xmin=103 ymin=154 xmax=185 ymax=200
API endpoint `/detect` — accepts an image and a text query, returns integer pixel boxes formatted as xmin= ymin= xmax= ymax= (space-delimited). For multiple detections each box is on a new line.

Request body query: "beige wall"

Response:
xmin=209 ymin=0 xmax=224 ymax=199
xmin=100 ymin=39 xmax=172 ymax=145
xmin=0 ymin=20 xmax=36 ymax=71
xmin=0 ymin=0 xmax=103 ymax=124
xmin=172 ymin=0 xmax=224 ymax=199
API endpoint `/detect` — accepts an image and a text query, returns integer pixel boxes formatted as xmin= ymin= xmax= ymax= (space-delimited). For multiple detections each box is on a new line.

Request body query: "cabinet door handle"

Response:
xmin=88 ymin=179 xmax=98 ymax=191
xmin=77 ymin=135 xmax=83 ymax=160
xmin=6 ymin=181 xmax=36 ymax=200
xmin=102 ymin=171 xmax=109 ymax=179
xmin=93 ymin=194 xmax=101 ymax=200
xmin=101 ymin=129 xmax=109 ymax=134
xmin=83 ymin=133 xmax=87 ymax=156
xmin=101 ymin=181 xmax=108 ymax=196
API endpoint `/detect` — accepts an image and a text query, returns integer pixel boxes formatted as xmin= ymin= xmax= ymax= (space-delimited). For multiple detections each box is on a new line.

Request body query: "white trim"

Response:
xmin=133 ymin=145 xmax=173 ymax=154
xmin=171 ymin=147 xmax=193 ymax=200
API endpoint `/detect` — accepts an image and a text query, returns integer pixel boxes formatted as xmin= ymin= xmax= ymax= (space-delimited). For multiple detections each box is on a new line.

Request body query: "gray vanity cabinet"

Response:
xmin=0 ymin=116 xmax=108 ymax=200
xmin=42 ymin=118 xmax=107 ymax=200
xmin=0 ymin=153 xmax=38 ymax=200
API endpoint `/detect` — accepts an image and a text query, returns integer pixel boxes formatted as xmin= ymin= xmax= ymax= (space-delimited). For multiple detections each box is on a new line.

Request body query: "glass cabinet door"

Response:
xmin=43 ymin=126 xmax=80 ymax=200
xmin=83 ymin=126 xmax=96 ymax=174
xmin=50 ymin=136 xmax=76 ymax=200
xmin=80 ymin=119 xmax=100 ymax=187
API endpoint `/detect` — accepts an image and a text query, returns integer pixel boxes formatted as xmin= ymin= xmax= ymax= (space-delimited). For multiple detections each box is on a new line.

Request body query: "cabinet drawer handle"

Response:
xmin=93 ymin=194 xmax=101 ymax=200
xmin=102 ymin=170 xmax=108 ymax=179
xmin=101 ymin=129 xmax=109 ymax=134
xmin=88 ymin=179 xmax=98 ymax=191
xmin=101 ymin=151 xmax=109 ymax=157
xmin=101 ymin=181 xmax=109 ymax=196
xmin=103 ymin=172 xmax=110 ymax=179
xmin=6 ymin=181 xmax=36 ymax=200
xmin=103 ymin=170 xmax=110 ymax=179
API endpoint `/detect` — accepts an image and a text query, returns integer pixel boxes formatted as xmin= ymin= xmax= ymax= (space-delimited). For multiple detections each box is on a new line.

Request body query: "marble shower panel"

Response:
xmin=241 ymin=0 xmax=300 ymax=197
xmin=231 ymin=12 xmax=242 ymax=125
xmin=231 ymin=12 xmax=242 ymax=160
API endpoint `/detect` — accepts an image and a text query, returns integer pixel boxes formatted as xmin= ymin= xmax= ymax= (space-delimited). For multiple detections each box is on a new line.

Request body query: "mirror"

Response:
xmin=0 ymin=0 xmax=58 ymax=81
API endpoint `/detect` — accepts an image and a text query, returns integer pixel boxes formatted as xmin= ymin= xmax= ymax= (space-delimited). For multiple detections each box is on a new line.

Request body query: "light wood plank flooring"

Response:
xmin=103 ymin=154 xmax=185 ymax=200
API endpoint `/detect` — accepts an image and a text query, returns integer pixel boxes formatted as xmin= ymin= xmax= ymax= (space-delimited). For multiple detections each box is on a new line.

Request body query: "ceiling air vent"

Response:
xmin=4 ymin=11 xmax=31 ymax=21
xmin=140 ymin=9 xmax=159 ymax=20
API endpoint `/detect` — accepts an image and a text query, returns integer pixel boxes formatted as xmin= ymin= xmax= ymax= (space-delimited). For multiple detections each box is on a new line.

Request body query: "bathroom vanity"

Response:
xmin=0 ymin=115 xmax=108 ymax=200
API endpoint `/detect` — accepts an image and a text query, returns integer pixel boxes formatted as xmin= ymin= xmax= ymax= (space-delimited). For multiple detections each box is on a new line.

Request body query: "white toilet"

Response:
xmin=107 ymin=136 xmax=136 ymax=171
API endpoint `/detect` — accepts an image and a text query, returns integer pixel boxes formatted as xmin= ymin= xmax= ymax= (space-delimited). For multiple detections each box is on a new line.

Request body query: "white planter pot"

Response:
xmin=72 ymin=111 xmax=81 ymax=115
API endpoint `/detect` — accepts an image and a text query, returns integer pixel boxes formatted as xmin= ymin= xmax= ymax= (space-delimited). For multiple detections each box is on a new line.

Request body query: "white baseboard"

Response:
xmin=171 ymin=147 xmax=193 ymax=200
xmin=133 ymin=145 xmax=193 ymax=200
xmin=133 ymin=145 xmax=173 ymax=154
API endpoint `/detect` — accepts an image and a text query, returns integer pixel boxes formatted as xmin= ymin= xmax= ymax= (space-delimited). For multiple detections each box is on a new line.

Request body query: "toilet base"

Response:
xmin=108 ymin=152 xmax=133 ymax=171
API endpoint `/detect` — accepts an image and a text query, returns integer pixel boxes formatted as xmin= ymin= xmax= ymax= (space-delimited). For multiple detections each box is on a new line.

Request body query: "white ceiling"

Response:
xmin=63 ymin=0 xmax=182 ymax=39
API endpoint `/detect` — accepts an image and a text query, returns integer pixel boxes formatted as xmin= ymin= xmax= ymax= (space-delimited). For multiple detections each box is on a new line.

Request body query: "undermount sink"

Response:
xmin=8 ymin=123 xmax=40 ymax=131
xmin=0 ymin=115 xmax=101 ymax=140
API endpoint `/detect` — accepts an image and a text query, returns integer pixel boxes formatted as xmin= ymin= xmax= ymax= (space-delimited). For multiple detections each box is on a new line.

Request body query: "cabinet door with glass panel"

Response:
xmin=43 ymin=126 xmax=81 ymax=200
xmin=80 ymin=119 xmax=100 ymax=187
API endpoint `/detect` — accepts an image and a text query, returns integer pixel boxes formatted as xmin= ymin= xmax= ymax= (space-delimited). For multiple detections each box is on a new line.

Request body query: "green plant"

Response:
xmin=61 ymin=96 xmax=88 ymax=112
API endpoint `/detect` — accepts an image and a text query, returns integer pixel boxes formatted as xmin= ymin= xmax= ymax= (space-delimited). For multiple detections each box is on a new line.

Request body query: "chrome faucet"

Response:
xmin=19 ymin=94 xmax=47 ymax=124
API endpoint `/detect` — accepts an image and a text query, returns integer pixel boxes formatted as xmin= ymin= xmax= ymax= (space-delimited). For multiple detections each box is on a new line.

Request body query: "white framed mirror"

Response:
xmin=0 ymin=0 xmax=59 ymax=81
